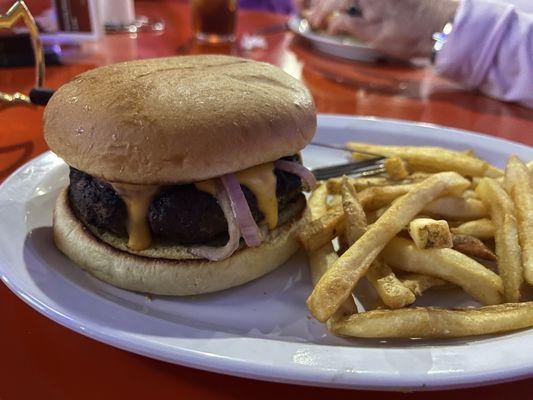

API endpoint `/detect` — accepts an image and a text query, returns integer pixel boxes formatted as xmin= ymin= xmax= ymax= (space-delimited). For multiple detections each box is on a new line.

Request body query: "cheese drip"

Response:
xmin=111 ymin=183 xmax=159 ymax=251
xmin=195 ymin=162 xmax=278 ymax=229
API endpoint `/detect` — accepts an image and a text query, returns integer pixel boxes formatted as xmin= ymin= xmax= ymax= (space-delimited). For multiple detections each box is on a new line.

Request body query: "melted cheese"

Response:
xmin=194 ymin=180 xmax=217 ymax=196
xmin=111 ymin=182 xmax=159 ymax=251
xmin=195 ymin=162 xmax=279 ymax=229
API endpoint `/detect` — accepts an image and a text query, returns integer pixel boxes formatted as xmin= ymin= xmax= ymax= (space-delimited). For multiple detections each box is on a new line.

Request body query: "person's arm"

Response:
xmin=436 ymin=0 xmax=533 ymax=108
xmin=494 ymin=0 xmax=533 ymax=13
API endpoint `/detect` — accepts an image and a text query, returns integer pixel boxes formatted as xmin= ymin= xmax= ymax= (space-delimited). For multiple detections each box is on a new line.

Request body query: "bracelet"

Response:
xmin=431 ymin=21 xmax=454 ymax=64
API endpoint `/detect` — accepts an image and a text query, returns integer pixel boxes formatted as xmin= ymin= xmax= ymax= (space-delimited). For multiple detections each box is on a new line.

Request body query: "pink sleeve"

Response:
xmin=435 ymin=0 xmax=533 ymax=108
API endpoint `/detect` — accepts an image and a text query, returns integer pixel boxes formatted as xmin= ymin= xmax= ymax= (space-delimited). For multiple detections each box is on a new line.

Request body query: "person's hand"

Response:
xmin=294 ymin=0 xmax=315 ymax=12
xmin=306 ymin=0 xmax=459 ymax=59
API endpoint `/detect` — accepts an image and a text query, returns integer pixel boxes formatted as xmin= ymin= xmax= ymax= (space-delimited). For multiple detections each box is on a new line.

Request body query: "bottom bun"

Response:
xmin=53 ymin=188 xmax=302 ymax=296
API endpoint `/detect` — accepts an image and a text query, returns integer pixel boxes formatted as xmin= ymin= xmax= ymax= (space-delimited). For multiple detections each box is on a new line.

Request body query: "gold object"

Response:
xmin=0 ymin=0 xmax=45 ymax=107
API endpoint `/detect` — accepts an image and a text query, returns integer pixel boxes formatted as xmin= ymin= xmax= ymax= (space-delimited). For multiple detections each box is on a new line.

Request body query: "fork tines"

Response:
xmin=312 ymin=157 xmax=386 ymax=181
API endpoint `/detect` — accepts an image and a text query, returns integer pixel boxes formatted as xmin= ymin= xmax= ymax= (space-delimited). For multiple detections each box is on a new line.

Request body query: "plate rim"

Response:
xmin=286 ymin=16 xmax=387 ymax=62
xmin=287 ymin=15 xmax=372 ymax=49
xmin=1 ymin=115 xmax=533 ymax=391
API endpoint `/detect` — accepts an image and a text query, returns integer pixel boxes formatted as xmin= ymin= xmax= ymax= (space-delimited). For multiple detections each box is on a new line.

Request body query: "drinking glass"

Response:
xmin=190 ymin=0 xmax=238 ymax=44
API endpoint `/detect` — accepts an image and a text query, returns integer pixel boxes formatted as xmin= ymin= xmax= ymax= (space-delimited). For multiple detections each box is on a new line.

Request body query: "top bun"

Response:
xmin=44 ymin=55 xmax=316 ymax=184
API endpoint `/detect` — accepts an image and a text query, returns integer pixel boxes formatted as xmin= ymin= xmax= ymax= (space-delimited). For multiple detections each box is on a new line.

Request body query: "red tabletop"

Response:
xmin=1 ymin=1 xmax=532 ymax=398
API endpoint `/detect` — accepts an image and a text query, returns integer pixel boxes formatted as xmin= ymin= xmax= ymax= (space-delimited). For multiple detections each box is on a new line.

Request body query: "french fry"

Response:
xmin=496 ymin=159 xmax=533 ymax=185
xmin=325 ymin=178 xmax=342 ymax=195
xmin=327 ymin=194 xmax=342 ymax=210
xmin=381 ymin=237 xmax=503 ymax=305
xmin=327 ymin=175 xmax=430 ymax=195
xmin=307 ymin=172 xmax=470 ymax=322
xmin=476 ymin=178 xmax=523 ymax=302
xmin=462 ymin=190 xmax=478 ymax=199
xmin=296 ymin=209 xmax=345 ymax=252
xmin=400 ymin=273 xmax=446 ymax=296
xmin=422 ymin=197 xmax=488 ymax=220
xmin=500 ymin=213 xmax=523 ymax=296
xmin=528 ymin=160 xmax=533 ymax=189
xmin=300 ymin=183 xmax=382 ymax=250
xmin=309 ymin=245 xmax=338 ymax=286
xmin=408 ymin=172 xmax=433 ymax=180
xmin=351 ymin=151 xmax=378 ymax=161
xmin=358 ymin=184 xmax=417 ymax=211
xmin=504 ymin=155 xmax=533 ymax=285
xmin=305 ymin=182 xmax=328 ymax=220
xmin=341 ymin=178 xmax=414 ymax=309
xmin=346 ymin=142 xmax=492 ymax=177
xmin=306 ymin=142 xmax=533 ymax=341
xmin=485 ymin=165 xmax=504 ymax=178
xmin=299 ymin=183 xmax=344 ymax=252
xmin=366 ymin=260 xmax=416 ymax=309
xmin=327 ymin=176 xmax=390 ymax=194
xmin=305 ymin=183 xmax=334 ymax=285
xmin=329 ymin=302 xmax=533 ymax=338
xmin=372 ymin=205 xmax=390 ymax=221
xmin=373 ymin=198 xmax=486 ymax=223
xmin=450 ymin=218 xmax=495 ymax=240
xmin=471 ymin=176 xmax=482 ymax=189
xmin=527 ymin=160 xmax=533 ymax=182
xmin=299 ymin=184 xmax=479 ymax=251
xmin=341 ymin=177 xmax=366 ymax=244
xmin=385 ymin=157 xmax=409 ymax=180
xmin=452 ymin=234 xmax=497 ymax=261
xmin=337 ymin=233 xmax=350 ymax=256
xmin=408 ymin=218 xmax=453 ymax=249
xmin=306 ymin=182 xmax=357 ymax=313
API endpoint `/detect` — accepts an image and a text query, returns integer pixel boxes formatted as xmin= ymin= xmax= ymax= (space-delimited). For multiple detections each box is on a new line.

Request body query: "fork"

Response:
xmin=312 ymin=157 xmax=386 ymax=180
xmin=310 ymin=141 xmax=386 ymax=180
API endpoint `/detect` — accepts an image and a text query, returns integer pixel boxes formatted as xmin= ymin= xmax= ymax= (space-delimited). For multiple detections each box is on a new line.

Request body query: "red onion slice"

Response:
xmin=188 ymin=180 xmax=241 ymax=261
xmin=275 ymin=160 xmax=317 ymax=191
xmin=221 ymin=173 xmax=262 ymax=247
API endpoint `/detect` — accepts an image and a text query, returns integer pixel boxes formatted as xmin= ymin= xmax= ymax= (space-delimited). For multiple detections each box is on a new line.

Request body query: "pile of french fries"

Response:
xmin=297 ymin=142 xmax=533 ymax=339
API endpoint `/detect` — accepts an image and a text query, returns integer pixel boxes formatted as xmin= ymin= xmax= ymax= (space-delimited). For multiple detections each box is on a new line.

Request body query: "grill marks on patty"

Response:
xmin=68 ymin=156 xmax=303 ymax=245
xmin=69 ymin=168 xmax=128 ymax=236
xmin=147 ymin=184 xmax=262 ymax=244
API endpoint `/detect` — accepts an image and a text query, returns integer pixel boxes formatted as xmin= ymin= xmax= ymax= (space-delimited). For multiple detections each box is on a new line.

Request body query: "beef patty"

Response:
xmin=68 ymin=156 xmax=304 ymax=245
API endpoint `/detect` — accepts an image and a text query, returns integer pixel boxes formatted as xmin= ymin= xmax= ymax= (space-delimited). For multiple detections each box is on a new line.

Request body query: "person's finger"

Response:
xmin=356 ymin=0 xmax=384 ymax=22
xmin=308 ymin=0 xmax=333 ymax=27
xmin=294 ymin=0 xmax=316 ymax=12
xmin=294 ymin=0 xmax=305 ymax=12
xmin=308 ymin=0 xmax=349 ymax=28
xmin=327 ymin=14 xmax=374 ymax=42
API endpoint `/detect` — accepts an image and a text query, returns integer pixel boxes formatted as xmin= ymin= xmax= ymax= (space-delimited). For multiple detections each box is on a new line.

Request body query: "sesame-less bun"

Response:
xmin=53 ymin=188 xmax=302 ymax=295
xmin=44 ymin=55 xmax=316 ymax=185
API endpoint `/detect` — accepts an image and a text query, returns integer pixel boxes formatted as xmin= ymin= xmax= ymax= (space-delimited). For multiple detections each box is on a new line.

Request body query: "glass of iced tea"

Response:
xmin=190 ymin=0 xmax=238 ymax=43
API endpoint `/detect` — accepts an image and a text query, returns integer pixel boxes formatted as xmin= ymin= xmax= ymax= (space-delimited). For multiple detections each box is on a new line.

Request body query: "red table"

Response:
xmin=1 ymin=1 xmax=532 ymax=398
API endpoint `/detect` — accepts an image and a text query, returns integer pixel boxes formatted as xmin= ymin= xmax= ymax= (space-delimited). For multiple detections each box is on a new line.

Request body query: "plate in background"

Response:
xmin=288 ymin=16 xmax=387 ymax=62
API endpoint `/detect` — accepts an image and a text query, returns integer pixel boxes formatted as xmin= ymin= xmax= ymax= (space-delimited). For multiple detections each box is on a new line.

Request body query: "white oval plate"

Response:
xmin=287 ymin=16 xmax=387 ymax=62
xmin=1 ymin=116 xmax=532 ymax=391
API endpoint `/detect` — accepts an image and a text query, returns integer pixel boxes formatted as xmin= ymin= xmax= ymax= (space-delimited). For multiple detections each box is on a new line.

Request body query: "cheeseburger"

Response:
xmin=45 ymin=55 xmax=317 ymax=295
